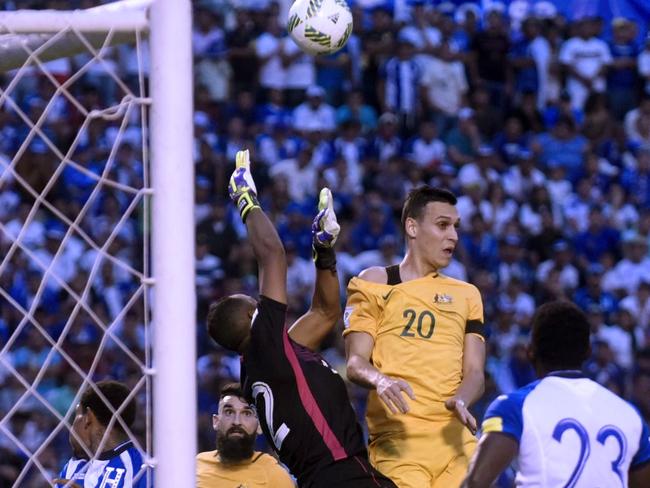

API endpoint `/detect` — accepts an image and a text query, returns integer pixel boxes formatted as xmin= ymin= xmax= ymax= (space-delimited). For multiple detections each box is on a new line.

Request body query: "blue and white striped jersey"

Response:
xmin=481 ymin=371 xmax=650 ymax=488
xmin=56 ymin=441 xmax=146 ymax=488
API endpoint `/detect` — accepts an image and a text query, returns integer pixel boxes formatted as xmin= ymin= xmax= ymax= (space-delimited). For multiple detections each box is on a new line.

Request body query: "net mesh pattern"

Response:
xmin=0 ymin=16 xmax=152 ymax=487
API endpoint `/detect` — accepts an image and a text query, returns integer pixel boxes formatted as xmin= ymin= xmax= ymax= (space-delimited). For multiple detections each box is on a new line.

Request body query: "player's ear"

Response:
xmin=84 ymin=407 xmax=96 ymax=430
xmin=404 ymin=217 xmax=417 ymax=239
xmin=212 ymin=414 xmax=219 ymax=431
xmin=256 ymin=422 xmax=262 ymax=436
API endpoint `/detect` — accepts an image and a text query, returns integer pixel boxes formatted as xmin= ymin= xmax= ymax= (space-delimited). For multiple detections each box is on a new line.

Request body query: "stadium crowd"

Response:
xmin=2 ymin=0 xmax=650 ymax=485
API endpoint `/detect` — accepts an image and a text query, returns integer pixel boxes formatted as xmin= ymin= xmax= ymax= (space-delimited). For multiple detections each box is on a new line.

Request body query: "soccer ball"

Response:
xmin=287 ymin=0 xmax=353 ymax=56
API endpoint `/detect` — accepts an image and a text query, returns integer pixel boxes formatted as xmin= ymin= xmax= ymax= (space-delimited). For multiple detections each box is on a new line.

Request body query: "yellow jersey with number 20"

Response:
xmin=343 ymin=272 xmax=484 ymax=436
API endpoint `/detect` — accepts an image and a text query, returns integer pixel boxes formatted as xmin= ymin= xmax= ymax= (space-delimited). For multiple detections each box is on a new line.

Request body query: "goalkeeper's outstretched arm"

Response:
xmin=288 ymin=188 xmax=341 ymax=350
xmin=228 ymin=150 xmax=287 ymax=305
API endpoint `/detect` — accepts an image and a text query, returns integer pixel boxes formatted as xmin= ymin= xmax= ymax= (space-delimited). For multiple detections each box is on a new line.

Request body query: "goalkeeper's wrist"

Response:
xmin=235 ymin=191 xmax=260 ymax=222
xmin=312 ymin=242 xmax=337 ymax=272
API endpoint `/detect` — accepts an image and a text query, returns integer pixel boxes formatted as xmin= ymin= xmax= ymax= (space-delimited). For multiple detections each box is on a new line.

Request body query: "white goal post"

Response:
xmin=0 ymin=0 xmax=196 ymax=486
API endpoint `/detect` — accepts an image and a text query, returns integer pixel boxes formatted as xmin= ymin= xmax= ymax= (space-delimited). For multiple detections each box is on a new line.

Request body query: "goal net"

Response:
xmin=0 ymin=1 xmax=196 ymax=486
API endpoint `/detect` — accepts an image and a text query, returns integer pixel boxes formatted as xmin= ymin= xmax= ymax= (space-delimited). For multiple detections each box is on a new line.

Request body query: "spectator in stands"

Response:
xmin=379 ymin=37 xmax=421 ymax=134
xmin=282 ymin=33 xmax=316 ymax=107
xmin=369 ymin=112 xmax=402 ymax=162
xmin=604 ymin=234 xmax=650 ymax=296
xmin=255 ymin=13 xmax=286 ymax=97
xmin=624 ymin=94 xmax=650 ymax=143
xmin=559 ymin=17 xmax=611 ymax=110
xmin=573 ymin=205 xmax=621 ymax=267
xmin=292 ymin=85 xmax=336 ymax=135
xmin=446 ymin=107 xmax=480 ymax=165
xmin=608 ymin=18 xmax=639 ymax=121
xmin=469 ymin=8 xmax=510 ymax=112
xmin=533 ymin=116 xmax=588 ymax=183
xmin=502 ymin=149 xmax=546 ymax=203
xmin=335 ymin=89 xmax=378 ymax=134
xmin=420 ymin=38 xmax=469 ymax=137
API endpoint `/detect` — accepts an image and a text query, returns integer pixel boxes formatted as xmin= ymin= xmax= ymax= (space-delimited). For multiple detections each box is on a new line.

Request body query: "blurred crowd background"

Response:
xmin=2 ymin=0 xmax=650 ymax=485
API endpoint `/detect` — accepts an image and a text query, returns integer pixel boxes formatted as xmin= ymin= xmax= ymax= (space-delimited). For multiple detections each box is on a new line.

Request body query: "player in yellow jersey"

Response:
xmin=344 ymin=186 xmax=486 ymax=488
xmin=196 ymin=383 xmax=295 ymax=488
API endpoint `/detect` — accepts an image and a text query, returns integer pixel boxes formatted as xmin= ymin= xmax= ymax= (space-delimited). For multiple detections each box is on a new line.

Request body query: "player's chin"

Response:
xmin=436 ymin=252 xmax=454 ymax=267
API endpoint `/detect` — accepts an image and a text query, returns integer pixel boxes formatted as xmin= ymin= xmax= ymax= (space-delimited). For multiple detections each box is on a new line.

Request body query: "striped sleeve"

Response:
xmin=56 ymin=458 xmax=87 ymax=487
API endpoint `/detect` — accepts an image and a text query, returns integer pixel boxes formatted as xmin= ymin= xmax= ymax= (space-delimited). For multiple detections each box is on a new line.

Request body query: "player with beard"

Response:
xmin=207 ymin=150 xmax=397 ymax=487
xmin=196 ymin=383 xmax=294 ymax=487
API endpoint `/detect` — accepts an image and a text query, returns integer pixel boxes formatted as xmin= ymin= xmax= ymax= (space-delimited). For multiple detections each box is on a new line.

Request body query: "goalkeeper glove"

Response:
xmin=312 ymin=187 xmax=340 ymax=271
xmin=228 ymin=149 xmax=260 ymax=222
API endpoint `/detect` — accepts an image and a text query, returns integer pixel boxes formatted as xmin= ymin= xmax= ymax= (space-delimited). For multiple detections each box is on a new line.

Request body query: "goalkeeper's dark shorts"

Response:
xmin=307 ymin=454 xmax=398 ymax=488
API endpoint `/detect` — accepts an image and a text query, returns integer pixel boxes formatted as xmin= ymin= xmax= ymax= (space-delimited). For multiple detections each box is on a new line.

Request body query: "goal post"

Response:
xmin=0 ymin=0 xmax=196 ymax=486
xmin=150 ymin=0 xmax=197 ymax=486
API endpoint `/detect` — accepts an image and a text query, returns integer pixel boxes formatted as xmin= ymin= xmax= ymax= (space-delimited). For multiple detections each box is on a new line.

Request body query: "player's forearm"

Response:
xmin=310 ymin=266 xmax=341 ymax=323
xmin=346 ymin=354 xmax=383 ymax=390
xmin=454 ymin=369 xmax=485 ymax=407
xmin=463 ymin=462 xmax=500 ymax=488
xmin=245 ymin=208 xmax=286 ymax=268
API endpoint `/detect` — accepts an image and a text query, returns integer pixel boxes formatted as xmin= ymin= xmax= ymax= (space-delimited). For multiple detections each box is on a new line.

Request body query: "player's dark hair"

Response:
xmin=219 ymin=383 xmax=247 ymax=403
xmin=401 ymin=186 xmax=457 ymax=233
xmin=206 ymin=296 xmax=253 ymax=352
xmin=80 ymin=380 xmax=136 ymax=432
xmin=531 ymin=301 xmax=590 ymax=370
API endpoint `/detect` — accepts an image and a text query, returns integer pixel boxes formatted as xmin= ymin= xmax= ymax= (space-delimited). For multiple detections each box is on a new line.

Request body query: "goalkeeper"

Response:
xmin=206 ymin=150 xmax=396 ymax=488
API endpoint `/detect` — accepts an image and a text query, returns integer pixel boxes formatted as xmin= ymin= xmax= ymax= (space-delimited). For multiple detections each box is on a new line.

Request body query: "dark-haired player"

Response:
xmin=54 ymin=380 xmax=145 ymax=487
xmin=463 ymin=301 xmax=650 ymax=488
xmin=196 ymin=383 xmax=294 ymax=487
xmin=344 ymin=186 xmax=486 ymax=487
xmin=207 ymin=150 xmax=396 ymax=487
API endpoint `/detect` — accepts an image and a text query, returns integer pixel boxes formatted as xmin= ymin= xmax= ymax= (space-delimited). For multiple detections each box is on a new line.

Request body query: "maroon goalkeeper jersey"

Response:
xmin=241 ymin=296 xmax=367 ymax=486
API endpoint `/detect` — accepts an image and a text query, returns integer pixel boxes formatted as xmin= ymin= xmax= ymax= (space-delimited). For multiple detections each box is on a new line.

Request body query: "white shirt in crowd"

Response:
xmin=420 ymin=56 xmax=468 ymax=115
xmin=559 ymin=36 xmax=612 ymax=109
xmin=408 ymin=137 xmax=446 ymax=168
xmin=292 ymin=102 xmax=336 ymax=133
xmin=283 ymin=39 xmax=315 ymax=90
xmin=530 ymin=35 xmax=552 ymax=109
xmin=269 ymin=158 xmax=317 ymax=202
xmin=536 ymin=260 xmax=579 ymax=290
xmin=502 ymin=166 xmax=546 ymax=201
xmin=602 ymin=257 xmax=650 ymax=295
xmin=256 ymin=32 xmax=286 ymax=89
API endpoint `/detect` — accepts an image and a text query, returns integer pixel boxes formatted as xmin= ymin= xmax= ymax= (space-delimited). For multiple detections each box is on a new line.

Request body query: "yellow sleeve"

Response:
xmin=342 ymin=277 xmax=382 ymax=340
xmin=465 ymin=284 xmax=485 ymax=340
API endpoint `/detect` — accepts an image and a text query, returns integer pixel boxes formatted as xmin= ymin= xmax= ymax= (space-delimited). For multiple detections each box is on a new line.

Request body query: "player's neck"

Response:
xmin=91 ymin=430 xmax=130 ymax=455
xmin=400 ymin=251 xmax=439 ymax=281
xmin=537 ymin=364 xmax=582 ymax=378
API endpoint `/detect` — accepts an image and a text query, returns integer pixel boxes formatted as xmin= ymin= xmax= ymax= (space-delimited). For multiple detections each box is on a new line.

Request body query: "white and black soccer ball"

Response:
xmin=287 ymin=0 xmax=353 ymax=56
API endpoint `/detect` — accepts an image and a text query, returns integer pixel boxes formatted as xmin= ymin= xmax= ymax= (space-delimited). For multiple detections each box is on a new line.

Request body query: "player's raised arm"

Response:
xmin=288 ymin=188 xmax=341 ymax=350
xmin=228 ymin=149 xmax=287 ymax=304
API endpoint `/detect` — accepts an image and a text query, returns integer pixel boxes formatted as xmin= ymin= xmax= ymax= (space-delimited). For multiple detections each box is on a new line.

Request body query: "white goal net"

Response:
xmin=0 ymin=1 xmax=196 ymax=486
